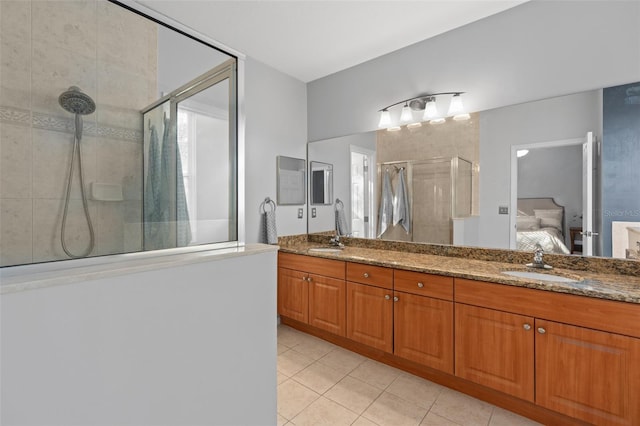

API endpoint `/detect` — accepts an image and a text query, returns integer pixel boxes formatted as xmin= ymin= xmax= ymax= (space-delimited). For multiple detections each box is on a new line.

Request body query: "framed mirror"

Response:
xmin=276 ymin=156 xmax=306 ymax=205
xmin=310 ymin=161 xmax=333 ymax=205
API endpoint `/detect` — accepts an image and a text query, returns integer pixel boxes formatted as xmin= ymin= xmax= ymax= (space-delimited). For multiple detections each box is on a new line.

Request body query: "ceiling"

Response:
xmin=138 ymin=0 xmax=528 ymax=83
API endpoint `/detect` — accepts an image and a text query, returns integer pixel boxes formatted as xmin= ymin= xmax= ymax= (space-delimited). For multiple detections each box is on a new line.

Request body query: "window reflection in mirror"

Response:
xmin=277 ymin=156 xmax=306 ymax=205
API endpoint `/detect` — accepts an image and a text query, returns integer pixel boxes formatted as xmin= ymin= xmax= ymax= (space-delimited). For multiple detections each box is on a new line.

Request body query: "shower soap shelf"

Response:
xmin=90 ymin=182 xmax=124 ymax=201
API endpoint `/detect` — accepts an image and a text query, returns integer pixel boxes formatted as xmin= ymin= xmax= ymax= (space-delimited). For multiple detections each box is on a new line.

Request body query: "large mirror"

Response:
xmin=307 ymin=81 xmax=640 ymax=261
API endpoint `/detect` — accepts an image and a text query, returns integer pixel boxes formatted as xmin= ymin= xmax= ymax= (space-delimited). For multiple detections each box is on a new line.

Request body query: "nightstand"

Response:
xmin=570 ymin=227 xmax=583 ymax=254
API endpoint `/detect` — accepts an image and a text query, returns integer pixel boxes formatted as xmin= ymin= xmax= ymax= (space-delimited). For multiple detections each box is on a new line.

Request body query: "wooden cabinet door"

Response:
xmin=308 ymin=274 xmax=346 ymax=336
xmin=346 ymin=281 xmax=393 ymax=352
xmin=394 ymin=292 xmax=453 ymax=373
xmin=536 ymin=320 xmax=640 ymax=426
xmin=277 ymin=267 xmax=308 ymax=323
xmin=455 ymin=304 xmax=535 ymax=402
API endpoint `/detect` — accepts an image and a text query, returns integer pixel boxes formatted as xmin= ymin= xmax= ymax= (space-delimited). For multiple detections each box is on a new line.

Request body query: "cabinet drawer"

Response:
xmin=346 ymin=262 xmax=393 ymax=289
xmin=278 ymin=252 xmax=345 ymax=280
xmin=394 ymin=270 xmax=453 ymax=300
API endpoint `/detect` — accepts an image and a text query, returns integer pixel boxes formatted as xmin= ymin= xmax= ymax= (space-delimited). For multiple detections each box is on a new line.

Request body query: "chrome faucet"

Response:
xmin=526 ymin=244 xmax=552 ymax=269
xmin=329 ymin=234 xmax=344 ymax=248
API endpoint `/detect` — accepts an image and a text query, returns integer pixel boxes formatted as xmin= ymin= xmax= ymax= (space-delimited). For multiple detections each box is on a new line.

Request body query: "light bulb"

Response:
xmin=400 ymin=103 xmax=413 ymax=123
xmin=448 ymin=93 xmax=464 ymax=116
xmin=422 ymin=97 xmax=438 ymax=120
xmin=387 ymin=126 xmax=401 ymax=132
xmin=430 ymin=118 xmax=446 ymax=125
xmin=378 ymin=110 xmax=391 ymax=128
xmin=453 ymin=113 xmax=470 ymax=121
xmin=407 ymin=122 xmax=422 ymax=129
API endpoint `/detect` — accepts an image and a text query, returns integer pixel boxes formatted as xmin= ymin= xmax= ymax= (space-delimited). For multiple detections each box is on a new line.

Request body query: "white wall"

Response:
xmin=307 ymin=132 xmax=376 ymax=234
xmin=478 ymin=90 xmax=600 ymax=249
xmin=244 ymin=58 xmax=308 ymax=243
xmin=307 ymin=0 xmax=640 ymax=142
xmin=1 ymin=250 xmax=277 ymax=426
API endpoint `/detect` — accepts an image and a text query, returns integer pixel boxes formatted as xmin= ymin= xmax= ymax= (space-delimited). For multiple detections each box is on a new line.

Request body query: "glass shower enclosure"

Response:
xmin=142 ymin=59 xmax=237 ymax=251
xmin=377 ymin=157 xmax=472 ymax=244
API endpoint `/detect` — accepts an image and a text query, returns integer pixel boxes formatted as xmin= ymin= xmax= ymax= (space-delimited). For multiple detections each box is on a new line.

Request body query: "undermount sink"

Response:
xmin=501 ymin=270 xmax=580 ymax=283
xmin=307 ymin=247 xmax=343 ymax=254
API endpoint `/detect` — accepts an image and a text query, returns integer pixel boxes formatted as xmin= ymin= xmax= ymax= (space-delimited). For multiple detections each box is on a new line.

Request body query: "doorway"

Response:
xmin=350 ymin=146 xmax=376 ymax=238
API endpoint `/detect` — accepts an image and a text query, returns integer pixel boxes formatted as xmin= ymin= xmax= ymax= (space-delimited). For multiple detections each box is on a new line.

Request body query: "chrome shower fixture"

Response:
xmin=58 ymin=86 xmax=96 ymax=115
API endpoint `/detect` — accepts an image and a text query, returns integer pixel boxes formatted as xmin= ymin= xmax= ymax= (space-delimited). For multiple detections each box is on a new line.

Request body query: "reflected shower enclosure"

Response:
xmin=0 ymin=0 xmax=238 ymax=267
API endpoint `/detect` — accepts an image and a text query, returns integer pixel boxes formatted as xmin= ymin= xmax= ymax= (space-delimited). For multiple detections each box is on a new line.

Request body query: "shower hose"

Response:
xmin=61 ymin=114 xmax=95 ymax=258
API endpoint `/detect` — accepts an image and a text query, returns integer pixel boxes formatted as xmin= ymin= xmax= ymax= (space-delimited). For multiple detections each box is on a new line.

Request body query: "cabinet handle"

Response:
xmin=307 ymin=277 xmax=312 ymax=283
xmin=417 ymin=282 xmax=424 ymax=288
xmin=393 ymin=296 xmax=399 ymax=302
xmin=302 ymin=276 xmax=308 ymax=282
xmin=363 ymin=273 xmax=369 ymax=278
xmin=384 ymin=294 xmax=390 ymax=300
xmin=523 ymin=323 xmax=531 ymax=330
xmin=537 ymin=327 xmax=546 ymax=334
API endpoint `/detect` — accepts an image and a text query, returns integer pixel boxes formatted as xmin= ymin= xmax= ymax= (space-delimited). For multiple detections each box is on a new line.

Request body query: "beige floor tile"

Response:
xmin=489 ymin=407 xmax=542 ymax=426
xmin=277 ymin=413 xmax=288 ymax=426
xmin=278 ymin=348 xmax=315 ymax=377
xmin=278 ymin=325 xmax=308 ymax=348
xmin=325 ymin=376 xmax=383 ymax=415
xmin=292 ymin=361 xmax=346 ymax=394
xmin=420 ymin=412 xmax=461 ymax=425
xmin=352 ymin=416 xmax=379 ymax=426
xmin=349 ymin=359 xmax=403 ymax=390
xmin=291 ymin=396 xmax=358 ymax=426
xmin=277 ymin=379 xmax=320 ymax=421
xmin=318 ymin=347 xmax=367 ymax=375
xmin=430 ymin=389 xmax=494 ymax=426
xmin=362 ymin=391 xmax=428 ymax=426
xmin=289 ymin=336 xmax=337 ymax=360
xmin=278 ymin=372 xmax=289 ymax=384
xmin=279 ymin=343 xmax=291 ymax=354
xmin=386 ymin=373 xmax=444 ymax=410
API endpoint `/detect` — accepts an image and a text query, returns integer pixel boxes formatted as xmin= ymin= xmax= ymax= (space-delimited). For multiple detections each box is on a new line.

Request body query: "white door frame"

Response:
xmin=350 ymin=145 xmax=376 ymax=238
xmin=509 ymin=136 xmax=586 ymax=250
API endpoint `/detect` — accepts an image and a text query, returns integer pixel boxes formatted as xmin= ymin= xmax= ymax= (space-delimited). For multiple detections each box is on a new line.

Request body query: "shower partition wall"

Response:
xmin=377 ymin=157 xmax=472 ymax=244
xmin=142 ymin=59 xmax=237 ymax=251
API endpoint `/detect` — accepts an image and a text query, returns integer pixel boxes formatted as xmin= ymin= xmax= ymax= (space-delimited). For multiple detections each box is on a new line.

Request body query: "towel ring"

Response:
xmin=260 ymin=197 xmax=276 ymax=213
xmin=335 ymin=198 xmax=344 ymax=211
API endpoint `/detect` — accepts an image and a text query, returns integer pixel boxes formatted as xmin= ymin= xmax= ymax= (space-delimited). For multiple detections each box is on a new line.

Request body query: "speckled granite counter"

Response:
xmin=278 ymin=238 xmax=640 ymax=305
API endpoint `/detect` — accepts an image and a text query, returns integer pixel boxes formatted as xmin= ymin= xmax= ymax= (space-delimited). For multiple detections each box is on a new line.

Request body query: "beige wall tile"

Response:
xmin=1 ymin=123 xmax=32 ymax=198
xmin=31 ymin=0 xmax=97 ymax=58
xmin=93 ymin=202 xmax=124 ymax=256
xmin=1 ymin=34 xmax=31 ymax=110
xmin=0 ymin=1 xmax=31 ymax=40
xmin=0 ymin=198 xmax=33 ymax=266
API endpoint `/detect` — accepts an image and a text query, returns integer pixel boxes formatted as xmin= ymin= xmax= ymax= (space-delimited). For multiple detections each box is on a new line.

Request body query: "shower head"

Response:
xmin=58 ymin=86 xmax=96 ymax=115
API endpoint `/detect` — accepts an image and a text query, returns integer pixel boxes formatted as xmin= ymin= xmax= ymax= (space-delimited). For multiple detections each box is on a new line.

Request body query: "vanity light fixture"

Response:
xmin=378 ymin=92 xmax=469 ymax=130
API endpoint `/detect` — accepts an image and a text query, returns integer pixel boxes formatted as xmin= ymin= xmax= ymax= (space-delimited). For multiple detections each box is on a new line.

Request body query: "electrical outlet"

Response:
xmin=311 ymin=208 xmax=317 ymax=218
xmin=498 ymin=206 xmax=509 ymax=215
xmin=297 ymin=208 xmax=304 ymax=219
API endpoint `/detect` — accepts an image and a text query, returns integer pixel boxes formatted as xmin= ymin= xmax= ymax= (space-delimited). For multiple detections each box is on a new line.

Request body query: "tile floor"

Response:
xmin=277 ymin=325 xmax=542 ymax=426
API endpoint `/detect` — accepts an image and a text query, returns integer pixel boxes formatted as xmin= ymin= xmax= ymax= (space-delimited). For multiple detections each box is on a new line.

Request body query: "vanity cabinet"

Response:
xmin=393 ymin=270 xmax=454 ymax=373
xmin=277 ymin=252 xmax=346 ymax=336
xmin=346 ymin=263 xmax=394 ymax=352
xmin=455 ymin=278 xmax=640 ymax=426
xmin=455 ymin=303 xmax=534 ymax=401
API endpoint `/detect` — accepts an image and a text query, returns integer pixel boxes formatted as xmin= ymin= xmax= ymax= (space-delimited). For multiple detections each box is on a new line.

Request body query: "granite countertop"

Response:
xmin=279 ymin=241 xmax=640 ymax=304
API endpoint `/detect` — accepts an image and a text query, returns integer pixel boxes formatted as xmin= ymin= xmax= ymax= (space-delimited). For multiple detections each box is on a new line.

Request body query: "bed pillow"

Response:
xmin=534 ymin=209 xmax=563 ymax=231
xmin=516 ymin=216 xmax=541 ymax=231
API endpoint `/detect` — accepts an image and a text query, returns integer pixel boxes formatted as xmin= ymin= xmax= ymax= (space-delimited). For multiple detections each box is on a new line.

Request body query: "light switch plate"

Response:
xmin=311 ymin=208 xmax=317 ymax=218
xmin=498 ymin=206 xmax=509 ymax=215
xmin=297 ymin=208 xmax=304 ymax=219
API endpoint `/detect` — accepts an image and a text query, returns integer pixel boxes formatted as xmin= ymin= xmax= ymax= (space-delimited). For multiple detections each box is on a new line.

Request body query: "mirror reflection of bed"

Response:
xmin=516 ymin=198 xmax=570 ymax=254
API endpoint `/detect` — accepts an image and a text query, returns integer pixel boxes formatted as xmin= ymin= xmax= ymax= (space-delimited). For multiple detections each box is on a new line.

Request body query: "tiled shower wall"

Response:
xmin=0 ymin=0 xmax=157 ymax=266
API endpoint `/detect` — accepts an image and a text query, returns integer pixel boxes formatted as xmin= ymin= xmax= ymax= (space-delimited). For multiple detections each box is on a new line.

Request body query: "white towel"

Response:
xmin=377 ymin=169 xmax=394 ymax=237
xmin=264 ymin=210 xmax=277 ymax=244
xmin=335 ymin=203 xmax=350 ymax=236
xmin=393 ymin=168 xmax=411 ymax=233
